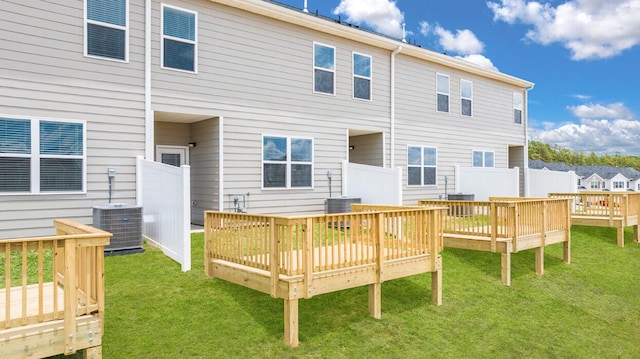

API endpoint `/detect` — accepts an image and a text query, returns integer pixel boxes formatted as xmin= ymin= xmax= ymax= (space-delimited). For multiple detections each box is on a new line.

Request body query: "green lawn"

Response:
xmin=71 ymin=225 xmax=640 ymax=358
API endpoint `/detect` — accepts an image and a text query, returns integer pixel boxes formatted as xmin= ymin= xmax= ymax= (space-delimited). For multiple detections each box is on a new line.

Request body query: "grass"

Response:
xmin=52 ymin=225 xmax=640 ymax=358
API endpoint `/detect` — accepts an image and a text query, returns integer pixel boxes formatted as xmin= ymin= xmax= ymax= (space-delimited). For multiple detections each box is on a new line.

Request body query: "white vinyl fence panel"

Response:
xmin=137 ymin=156 xmax=191 ymax=271
xmin=342 ymin=161 xmax=402 ymax=205
xmin=527 ymin=168 xmax=577 ymax=197
xmin=454 ymin=165 xmax=519 ymax=201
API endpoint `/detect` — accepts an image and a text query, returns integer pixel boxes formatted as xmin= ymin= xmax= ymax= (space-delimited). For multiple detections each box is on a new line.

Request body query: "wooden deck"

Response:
xmin=411 ymin=198 xmax=572 ymax=286
xmin=549 ymin=192 xmax=640 ymax=247
xmin=204 ymin=207 xmax=446 ymax=347
xmin=1 ymin=220 xmax=111 ymax=359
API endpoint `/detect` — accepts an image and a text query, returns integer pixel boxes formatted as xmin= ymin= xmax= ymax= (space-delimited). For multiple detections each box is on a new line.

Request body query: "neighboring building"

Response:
xmin=529 ymin=160 xmax=640 ymax=192
xmin=0 ymin=0 xmax=533 ymax=239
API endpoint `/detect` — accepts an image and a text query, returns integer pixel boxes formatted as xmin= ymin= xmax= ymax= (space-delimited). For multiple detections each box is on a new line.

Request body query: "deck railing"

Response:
xmin=205 ymin=207 xmax=445 ymax=278
xmin=1 ymin=219 xmax=111 ymax=356
xmin=417 ymin=198 xmax=571 ymax=251
xmin=548 ymin=192 xmax=640 ymax=219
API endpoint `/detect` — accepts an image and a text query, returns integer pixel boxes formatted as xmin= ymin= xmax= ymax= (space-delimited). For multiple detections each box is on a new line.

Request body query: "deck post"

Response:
xmin=490 ymin=202 xmax=497 ymax=252
xmin=535 ymin=246 xmax=544 ymax=276
xmin=634 ymin=225 xmax=639 ymax=243
xmin=616 ymin=226 xmax=625 ymax=248
xmin=369 ymin=212 xmax=385 ymax=319
xmin=564 ymin=200 xmax=571 ymax=264
xmin=64 ymin=239 xmax=78 ymax=355
xmin=501 ymin=242 xmax=511 ymax=286
xmin=283 ymin=298 xmax=299 ymax=347
xmin=83 ymin=346 xmax=102 ymax=359
xmin=431 ymin=256 xmax=442 ymax=305
xmin=270 ymin=218 xmax=279 ymax=298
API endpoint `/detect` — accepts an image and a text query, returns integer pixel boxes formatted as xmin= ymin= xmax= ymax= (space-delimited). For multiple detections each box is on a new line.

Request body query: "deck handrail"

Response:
xmin=204 ymin=207 xmax=446 ymax=298
xmin=417 ymin=198 xmax=571 ymax=252
xmin=549 ymin=192 xmax=640 ymax=221
xmin=1 ymin=219 xmax=111 ymax=356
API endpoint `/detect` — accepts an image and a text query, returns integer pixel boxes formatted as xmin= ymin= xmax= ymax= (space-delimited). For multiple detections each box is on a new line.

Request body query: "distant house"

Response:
xmin=529 ymin=160 xmax=640 ymax=192
xmin=0 ymin=0 xmax=534 ymax=239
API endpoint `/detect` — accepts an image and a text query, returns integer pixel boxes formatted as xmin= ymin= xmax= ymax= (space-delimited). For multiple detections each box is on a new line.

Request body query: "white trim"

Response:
xmin=460 ymin=79 xmax=473 ymax=117
xmin=145 ymin=0 xmax=153 ymax=160
xmin=406 ymin=144 xmax=438 ymax=187
xmin=436 ymin=73 xmax=450 ymax=113
xmin=156 ymin=145 xmax=189 ymax=166
xmin=0 ymin=115 xmax=87 ymax=195
xmin=161 ymin=3 xmax=198 ymax=74
xmin=84 ymin=0 xmax=129 ymax=63
xmin=513 ymin=92 xmax=524 ymax=125
xmin=261 ymin=134 xmax=314 ymax=190
xmin=313 ymin=42 xmax=336 ymax=95
xmin=352 ymin=51 xmax=372 ymax=101
xmin=218 ymin=116 xmax=224 ymax=212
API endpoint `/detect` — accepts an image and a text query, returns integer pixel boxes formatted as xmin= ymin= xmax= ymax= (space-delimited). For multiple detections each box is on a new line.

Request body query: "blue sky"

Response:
xmin=274 ymin=0 xmax=640 ymax=155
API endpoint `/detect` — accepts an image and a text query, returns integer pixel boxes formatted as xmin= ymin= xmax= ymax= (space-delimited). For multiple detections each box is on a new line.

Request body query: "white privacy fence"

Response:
xmin=527 ymin=168 xmax=577 ymax=197
xmin=342 ymin=161 xmax=402 ymax=205
xmin=136 ymin=156 xmax=191 ymax=272
xmin=454 ymin=165 xmax=520 ymax=201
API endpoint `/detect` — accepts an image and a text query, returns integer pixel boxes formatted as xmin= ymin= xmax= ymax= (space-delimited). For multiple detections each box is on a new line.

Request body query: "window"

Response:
xmin=590 ymin=181 xmax=601 ymax=189
xmin=472 ymin=150 xmax=494 ymax=168
xmin=461 ymin=80 xmax=473 ymax=116
xmin=85 ymin=0 xmax=128 ymax=61
xmin=353 ymin=52 xmax=371 ymax=100
xmin=436 ymin=73 xmax=450 ymax=113
xmin=162 ymin=4 xmax=197 ymax=72
xmin=514 ymin=92 xmax=523 ymax=124
xmin=0 ymin=117 xmax=85 ymax=194
xmin=263 ymin=136 xmax=313 ymax=189
xmin=613 ymin=181 xmax=625 ymax=189
xmin=408 ymin=146 xmax=437 ymax=186
xmin=314 ymin=43 xmax=335 ymax=94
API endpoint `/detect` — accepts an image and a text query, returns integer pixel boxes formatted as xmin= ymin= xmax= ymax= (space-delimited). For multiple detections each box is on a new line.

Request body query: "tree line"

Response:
xmin=529 ymin=140 xmax=640 ymax=170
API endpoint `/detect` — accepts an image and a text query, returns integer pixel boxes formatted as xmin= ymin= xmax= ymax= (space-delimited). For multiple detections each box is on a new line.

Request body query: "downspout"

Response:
xmin=390 ymin=46 xmax=402 ymax=168
xmin=523 ymin=83 xmax=535 ymax=197
xmin=144 ymin=0 xmax=153 ymax=160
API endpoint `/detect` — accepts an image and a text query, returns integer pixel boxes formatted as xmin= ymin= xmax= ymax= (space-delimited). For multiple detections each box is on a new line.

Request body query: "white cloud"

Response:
xmin=487 ymin=0 xmax=640 ymax=60
xmin=455 ymin=54 xmax=499 ymax=71
xmin=419 ymin=21 xmax=430 ymax=36
xmin=333 ymin=0 xmax=405 ymax=38
xmin=568 ymin=102 xmax=634 ymax=120
xmin=434 ymin=26 xmax=485 ymax=55
xmin=530 ymin=103 xmax=640 ymax=154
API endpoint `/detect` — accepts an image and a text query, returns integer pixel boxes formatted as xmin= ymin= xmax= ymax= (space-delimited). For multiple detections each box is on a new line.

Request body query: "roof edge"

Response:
xmin=210 ymin=0 xmax=535 ymax=88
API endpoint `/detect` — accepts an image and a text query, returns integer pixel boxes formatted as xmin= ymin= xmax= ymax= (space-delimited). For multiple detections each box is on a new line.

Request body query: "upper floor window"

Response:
xmin=513 ymin=92 xmax=523 ymax=124
xmin=613 ymin=181 xmax=625 ymax=189
xmin=473 ymin=150 xmax=494 ymax=168
xmin=162 ymin=4 xmax=197 ymax=72
xmin=436 ymin=73 xmax=450 ymax=113
xmin=263 ymin=135 xmax=313 ymax=189
xmin=408 ymin=146 xmax=437 ymax=186
xmin=85 ymin=0 xmax=128 ymax=61
xmin=314 ymin=43 xmax=335 ymax=95
xmin=0 ymin=117 xmax=85 ymax=194
xmin=590 ymin=181 xmax=601 ymax=189
xmin=353 ymin=52 xmax=372 ymax=100
xmin=461 ymin=80 xmax=473 ymax=116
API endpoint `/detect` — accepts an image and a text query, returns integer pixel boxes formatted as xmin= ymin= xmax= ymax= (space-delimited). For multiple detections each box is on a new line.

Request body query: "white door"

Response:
xmin=156 ymin=146 xmax=189 ymax=167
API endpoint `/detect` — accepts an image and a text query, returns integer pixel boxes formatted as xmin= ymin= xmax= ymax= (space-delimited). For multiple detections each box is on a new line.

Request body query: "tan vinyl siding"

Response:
xmin=349 ymin=134 xmax=384 ymax=167
xmin=189 ymin=118 xmax=219 ymax=225
xmin=0 ymin=0 xmax=146 ymax=239
xmin=393 ymin=54 xmax=526 ymax=204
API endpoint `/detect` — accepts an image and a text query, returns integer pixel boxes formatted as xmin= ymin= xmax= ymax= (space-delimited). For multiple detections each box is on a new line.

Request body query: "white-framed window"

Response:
xmin=162 ymin=4 xmax=197 ymax=72
xmin=472 ymin=150 xmax=494 ymax=168
xmin=514 ymin=92 xmax=523 ymax=124
xmin=262 ymin=135 xmax=313 ymax=189
xmin=613 ymin=181 xmax=625 ymax=189
xmin=0 ymin=117 xmax=86 ymax=194
xmin=407 ymin=146 xmax=437 ymax=186
xmin=436 ymin=73 xmax=450 ymax=113
xmin=590 ymin=181 xmax=601 ymax=189
xmin=314 ymin=42 xmax=335 ymax=95
xmin=461 ymin=79 xmax=473 ymax=117
xmin=85 ymin=0 xmax=128 ymax=61
xmin=353 ymin=52 xmax=372 ymax=100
